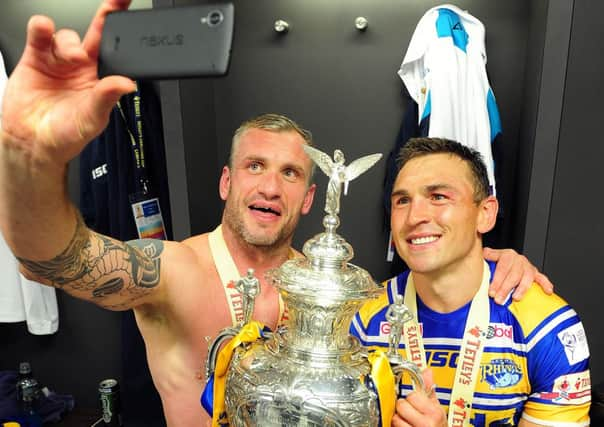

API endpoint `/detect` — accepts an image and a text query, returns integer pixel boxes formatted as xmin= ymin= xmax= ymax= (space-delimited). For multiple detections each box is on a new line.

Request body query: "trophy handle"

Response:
xmin=204 ymin=327 xmax=239 ymax=380
xmin=391 ymin=359 xmax=425 ymax=396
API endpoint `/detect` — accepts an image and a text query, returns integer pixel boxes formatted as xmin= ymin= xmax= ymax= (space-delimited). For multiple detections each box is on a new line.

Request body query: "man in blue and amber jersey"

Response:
xmin=351 ymin=138 xmax=590 ymax=426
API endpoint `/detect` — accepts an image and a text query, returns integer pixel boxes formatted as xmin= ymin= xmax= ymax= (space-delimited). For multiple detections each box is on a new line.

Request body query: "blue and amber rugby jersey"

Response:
xmin=350 ymin=262 xmax=591 ymax=426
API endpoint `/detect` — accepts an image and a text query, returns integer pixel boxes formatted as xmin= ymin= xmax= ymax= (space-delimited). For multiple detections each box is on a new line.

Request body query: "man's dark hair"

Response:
xmin=396 ymin=137 xmax=491 ymax=203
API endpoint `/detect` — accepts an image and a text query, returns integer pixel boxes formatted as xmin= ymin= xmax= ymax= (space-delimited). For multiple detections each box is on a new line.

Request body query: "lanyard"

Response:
xmin=117 ymin=82 xmax=149 ymax=194
xmin=402 ymin=262 xmax=491 ymax=426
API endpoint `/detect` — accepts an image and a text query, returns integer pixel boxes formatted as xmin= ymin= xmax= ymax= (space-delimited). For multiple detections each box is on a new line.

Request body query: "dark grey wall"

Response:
xmin=513 ymin=0 xmax=549 ymax=249
xmin=540 ymin=0 xmax=604 ymax=386
xmin=521 ymin=0 xmax=574 ymax=264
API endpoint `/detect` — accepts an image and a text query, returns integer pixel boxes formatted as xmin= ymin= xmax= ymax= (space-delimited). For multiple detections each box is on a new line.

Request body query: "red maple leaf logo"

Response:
xmin=454 ymin=398 xmax=467 ymax=409
xmin=468 ymin=326 xmax=481 ymax=338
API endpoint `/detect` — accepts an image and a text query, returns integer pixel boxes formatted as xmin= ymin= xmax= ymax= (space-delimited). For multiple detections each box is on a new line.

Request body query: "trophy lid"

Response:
xmin=271 ymin=228 xmax=382 ymax=302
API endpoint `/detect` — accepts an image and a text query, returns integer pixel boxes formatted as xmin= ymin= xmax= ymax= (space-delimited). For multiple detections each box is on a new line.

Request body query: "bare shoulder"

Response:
xmin=132 ymin=236 xmax=209 ymax=316
xmin=156 ymin=233 xmax=220 ymax=304
xmin=123 ymin=238 xmax=201 ymax=309
xmin=181 ymin=232 xmax=210 ymax=253
xmin=180 ymin=232 xmax=214 ymax=270
xmin=145 ymin=232 xmax=229 ymax=333
xmin=148 ymin=236 xmax=209 ymax=291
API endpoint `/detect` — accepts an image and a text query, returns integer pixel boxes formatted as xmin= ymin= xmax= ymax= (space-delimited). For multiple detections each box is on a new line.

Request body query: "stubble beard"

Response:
xmin=223 ymin=199 xmax=297 ymax=250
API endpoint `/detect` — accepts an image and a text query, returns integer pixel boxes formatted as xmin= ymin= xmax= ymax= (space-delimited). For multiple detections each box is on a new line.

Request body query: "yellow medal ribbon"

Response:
xmin=367 ymin=350 xmax=396 ymax=427
xmin=212 ymin=320 xmax=265 ymax=427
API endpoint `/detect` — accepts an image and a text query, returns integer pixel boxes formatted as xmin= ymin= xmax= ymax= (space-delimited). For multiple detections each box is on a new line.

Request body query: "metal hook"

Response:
xmin=274 ymin=19 xmax=290 ymax=33
xmin=354 ymin=16 xmax=368 ymax=31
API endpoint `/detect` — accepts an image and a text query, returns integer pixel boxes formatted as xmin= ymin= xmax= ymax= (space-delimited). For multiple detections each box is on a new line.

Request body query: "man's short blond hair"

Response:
xmin=229 ymin=113 xmax=315 ymax=184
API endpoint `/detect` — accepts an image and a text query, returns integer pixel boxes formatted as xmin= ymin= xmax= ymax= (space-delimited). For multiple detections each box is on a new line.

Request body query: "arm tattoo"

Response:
xmin=17 ymin=213 xmax=164 ymax=307
xmin=126 ymin=239 xmax=164 ymax=288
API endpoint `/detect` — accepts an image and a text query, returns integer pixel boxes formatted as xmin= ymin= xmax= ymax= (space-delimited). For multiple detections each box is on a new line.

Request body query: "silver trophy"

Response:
xmin=205 ymin=147 xmax=424 ymax=426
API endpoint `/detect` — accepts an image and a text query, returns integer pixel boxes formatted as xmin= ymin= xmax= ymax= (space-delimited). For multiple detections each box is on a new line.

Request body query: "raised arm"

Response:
xmin=17 ymin=212 xmax=166 ymax=310
xmin=0 ymin=0 xmax=152 ymax=309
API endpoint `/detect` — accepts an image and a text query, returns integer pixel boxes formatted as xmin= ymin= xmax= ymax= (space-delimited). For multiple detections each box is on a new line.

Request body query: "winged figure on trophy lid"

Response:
xmin=303 ymin=146 xmax=382 ymax=216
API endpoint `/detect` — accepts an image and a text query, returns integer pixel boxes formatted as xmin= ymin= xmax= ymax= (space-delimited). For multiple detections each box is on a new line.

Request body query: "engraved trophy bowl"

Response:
xmin=205 ymin=147 xmax=424 ymax=426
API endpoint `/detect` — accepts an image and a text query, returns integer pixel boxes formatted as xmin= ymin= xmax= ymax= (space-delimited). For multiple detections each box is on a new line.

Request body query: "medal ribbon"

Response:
xmin=402 ymin=262 xmax=491 ymax=426
xmin=367 ymin=350 xmax=396 ymax=427
xmin=208 ymin=225 xmax=289 ymax=326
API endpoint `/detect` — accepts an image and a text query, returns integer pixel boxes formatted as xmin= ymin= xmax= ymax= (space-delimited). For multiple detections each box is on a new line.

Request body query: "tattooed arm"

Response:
xmin=16 ymin=212 xmax=164 ymax=310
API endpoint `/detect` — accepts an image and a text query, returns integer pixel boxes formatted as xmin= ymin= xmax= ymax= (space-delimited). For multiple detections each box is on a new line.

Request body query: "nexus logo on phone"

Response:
xmin=139 ymin=34 xmax=184 ymax=48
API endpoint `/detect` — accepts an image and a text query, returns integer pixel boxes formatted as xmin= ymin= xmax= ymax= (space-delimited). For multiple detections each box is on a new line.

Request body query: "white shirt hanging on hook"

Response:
xmin=398 ymin=4 xmax=501 ymax=196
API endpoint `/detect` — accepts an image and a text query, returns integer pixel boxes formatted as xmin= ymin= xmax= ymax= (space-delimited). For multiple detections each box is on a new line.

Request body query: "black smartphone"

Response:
xmin=98 ymin=3 xmax=234 ymax=80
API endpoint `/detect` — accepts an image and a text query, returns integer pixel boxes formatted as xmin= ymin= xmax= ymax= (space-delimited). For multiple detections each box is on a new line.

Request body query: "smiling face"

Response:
xmin=390 ymin=153 xmax=497 ymax=277
xmin=219 ymin=128 xmax=316 ymax=248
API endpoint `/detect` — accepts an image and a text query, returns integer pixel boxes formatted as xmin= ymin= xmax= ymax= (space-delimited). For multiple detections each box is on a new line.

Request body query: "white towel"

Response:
xmin=0 ymin=232 xmax=59 ymax=334
xmin=0 ymin=233 xmax=59 ymax=335
xmin=0 ymin=50 xmax=59 ymax=335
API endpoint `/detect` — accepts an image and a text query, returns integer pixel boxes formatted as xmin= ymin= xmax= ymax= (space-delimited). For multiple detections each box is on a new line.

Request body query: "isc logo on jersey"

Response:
xmin=92 ymin=163 xmax=109 ymax=180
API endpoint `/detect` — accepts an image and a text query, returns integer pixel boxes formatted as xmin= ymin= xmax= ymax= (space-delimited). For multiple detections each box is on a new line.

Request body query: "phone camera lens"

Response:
xmin=207 ymin=10 xmax=224 ymax=27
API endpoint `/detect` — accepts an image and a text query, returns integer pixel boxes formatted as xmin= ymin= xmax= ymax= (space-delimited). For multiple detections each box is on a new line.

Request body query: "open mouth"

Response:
xmin=249 ymin=204 xmax=281 ymax=216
